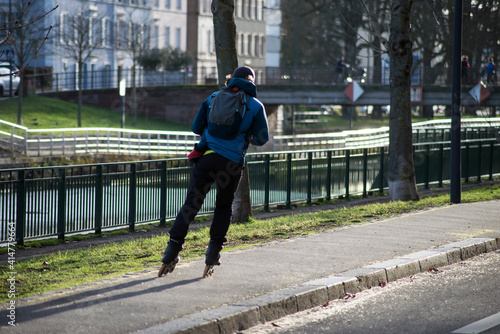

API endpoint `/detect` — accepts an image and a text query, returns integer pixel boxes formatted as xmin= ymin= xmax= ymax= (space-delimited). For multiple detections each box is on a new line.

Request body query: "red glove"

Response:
xmin=188 ymin=149 xmax=204 ymax=161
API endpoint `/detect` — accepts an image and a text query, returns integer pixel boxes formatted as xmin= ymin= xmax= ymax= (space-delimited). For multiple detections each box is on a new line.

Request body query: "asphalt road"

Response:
xmin=242 ymin=250 xmax=500 ymax=334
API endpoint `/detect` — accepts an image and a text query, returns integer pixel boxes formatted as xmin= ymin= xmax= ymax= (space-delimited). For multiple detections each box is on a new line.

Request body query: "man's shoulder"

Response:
xmin=248 ymin=96 xmax=264 ymax=110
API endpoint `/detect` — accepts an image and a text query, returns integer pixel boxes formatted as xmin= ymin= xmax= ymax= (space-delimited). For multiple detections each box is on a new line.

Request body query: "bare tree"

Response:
xmin=58 ymin=1 xmax=103 ymax=127
xmin=212 ymin=0 xmax=238 ymax=86
xmin=211 ymin=0 xmax=252 ymax=223
xmin=387 ymin=0 xmax=419 ymax=201
xmin=116 ymin=8 xmax=150 ymax=126
xmin=1 ymin=0 xmax=56 ymax=125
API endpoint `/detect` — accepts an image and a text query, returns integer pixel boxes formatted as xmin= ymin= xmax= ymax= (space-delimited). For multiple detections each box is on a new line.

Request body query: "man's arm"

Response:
xmin=250 ymin=106 xmax=269 ymax=146
xmin=191 ymin=99 xmax=210 ymax=135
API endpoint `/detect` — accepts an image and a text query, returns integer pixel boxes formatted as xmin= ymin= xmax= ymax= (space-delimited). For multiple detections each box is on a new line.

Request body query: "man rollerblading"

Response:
xmin=158 ymin=66 xmax=269 ymax=278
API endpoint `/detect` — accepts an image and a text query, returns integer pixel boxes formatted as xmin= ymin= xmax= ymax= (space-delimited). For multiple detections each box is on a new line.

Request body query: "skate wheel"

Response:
xmin=203 ymin=265 xmax=215 ymax=278
xmin=158 ymin=257 xmax=180 ymax=277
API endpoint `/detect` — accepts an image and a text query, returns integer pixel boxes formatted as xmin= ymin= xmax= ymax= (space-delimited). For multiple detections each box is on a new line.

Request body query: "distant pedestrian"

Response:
xmin=333 ymin=57 xmax=347 ymax=84
xmin=486 ymin=57 xmax=497 ymax=85
xmin=461 ymin=56 xmax=469 ymax=85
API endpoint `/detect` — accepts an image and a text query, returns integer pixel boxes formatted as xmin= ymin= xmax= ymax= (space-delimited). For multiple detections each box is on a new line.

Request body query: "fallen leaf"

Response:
xmin=322 ymin=301 xmax=330 ymax=307
xmin=42 ymin=261 xmax=50 ymax=266
xmin=343 ymin=292 xmax=356 ymax=300
xmin=380 ymin=281 xmax=387 ymax=287
xmin=271 ymin=323 xmax=281 ymax=327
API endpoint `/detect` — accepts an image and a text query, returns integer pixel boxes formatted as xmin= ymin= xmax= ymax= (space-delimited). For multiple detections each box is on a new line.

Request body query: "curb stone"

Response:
xmin=134 ymin=236 xmax=499 ymax=334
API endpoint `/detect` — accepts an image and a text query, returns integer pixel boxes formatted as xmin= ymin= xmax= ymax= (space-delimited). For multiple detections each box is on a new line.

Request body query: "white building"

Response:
xmin=0 ymin=0 xmax=275 ymax=89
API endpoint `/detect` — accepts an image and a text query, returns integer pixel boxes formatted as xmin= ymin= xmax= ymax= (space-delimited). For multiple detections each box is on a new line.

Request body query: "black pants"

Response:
xmin=168 ymin=153 xmax=243 ymax=245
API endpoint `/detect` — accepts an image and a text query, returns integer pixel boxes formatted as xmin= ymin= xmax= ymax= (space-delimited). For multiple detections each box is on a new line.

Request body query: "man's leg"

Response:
xmin=162 ymin=156 xmax=215 ymax=269
xmin=203 ymin=156 xmax=242 ymax=269
xmin=168 ymin=156 xmax=215 ymax=244
xmin=209 ymin=157 xmax=243 ymax=244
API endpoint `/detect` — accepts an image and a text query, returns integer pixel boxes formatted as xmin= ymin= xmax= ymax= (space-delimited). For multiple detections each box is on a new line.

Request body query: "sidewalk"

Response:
xmin=1 ymin=200 xmax=499 ymax=334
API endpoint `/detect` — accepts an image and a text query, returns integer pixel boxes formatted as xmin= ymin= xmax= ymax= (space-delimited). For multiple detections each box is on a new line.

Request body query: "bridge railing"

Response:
xmin=272 ymin=118 xmax=500 ymax=151
xmin=23 ymin=66 xmax=497 ymax=93
xmin=20 ymin=128 xmax=199 ymax=157
xmin=2 ymin=118 xmax=499 ymax=157
xmin=2 ymin=137 xmax=500 ymax=246
xmin=0 ymin=120 xmax=27 ymax=156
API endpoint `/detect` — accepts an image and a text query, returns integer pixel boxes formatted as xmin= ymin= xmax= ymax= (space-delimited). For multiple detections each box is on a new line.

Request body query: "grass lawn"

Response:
xmin=1 ymin=95 xmax=468 ymax=133
xmin=0 ymin=95 xmax=191 ymax=131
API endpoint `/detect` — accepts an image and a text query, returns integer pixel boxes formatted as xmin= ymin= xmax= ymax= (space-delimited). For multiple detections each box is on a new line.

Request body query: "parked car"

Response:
xmin=0 ymin=65 xmax=20 ymax=96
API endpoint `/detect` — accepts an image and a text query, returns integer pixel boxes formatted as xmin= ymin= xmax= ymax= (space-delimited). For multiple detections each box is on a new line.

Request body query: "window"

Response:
xmin=201 ymin=0 xmax=210 ymax=13
xmin=175 ymin=28 xmax=181 ymax=49
xmin=104 ymin=18 xmax=114 ymax=46
xmin=132 ymin=23 xmax=143 ymax=46
xmin=91 ymin=17 xmax=102 ymax=46
xmin=256 ymin=0 xmax=263 ymax=20
xmin=240 ymin=33 xmax=245 ymax=55
xmin=60 ymin=13 xmax=72 ymax=44
xmin=164 ymin=27 xmax=170 ymax=48
xmin=165 ymin=0 xmax=171 ymax=9
xmin=153 ymin=25 xmax=159 ymax=49
xmin=247 ymin=34 xmax=252 ymax=56
xmin=0 ymin=12 xmax=7 ymax=27
xmin=143 ymin=25 xmax=150 ymax=49
xmin=235 ymin=0 xmax=241 ymax=17
xmin=177 ymin=0 xmax=181 ymax=10
xmin=250 ymin=0 xmax=255 ymax=19
xmin=206 ymin=30 xmax=212 ymax=54
xmin=117 ymin=20 xmax=129 ymax=48
xmin=261 ymin=36 xmax=265 ymax=57
xmin=254 ymin=35 xmax=259 ymax=57
xmin=242 ymin=0 xmax=248 ymax=18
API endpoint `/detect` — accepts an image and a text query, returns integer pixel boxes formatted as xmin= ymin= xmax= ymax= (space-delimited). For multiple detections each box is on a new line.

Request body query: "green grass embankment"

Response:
xmin=0 ymin=95 xmax=190 ymax=131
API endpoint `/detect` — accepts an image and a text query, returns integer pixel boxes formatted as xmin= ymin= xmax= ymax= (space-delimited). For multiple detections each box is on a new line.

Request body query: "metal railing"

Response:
xmin=1 ymin=136 xmax=500 ymax=246
xmin=272 ymin=118 xmax=500 ymax=151
xmin=0 ymin=120 xmax=200 ymax=157
xmin=23 ymin=66 xmax=499 ymax=93
xmin=2 ymin=118 xmax=499 ymax=157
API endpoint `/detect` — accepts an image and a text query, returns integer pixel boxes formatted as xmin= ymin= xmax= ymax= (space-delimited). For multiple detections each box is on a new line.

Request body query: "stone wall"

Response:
xmin=42 ymin=86 xmax=279 ymax=134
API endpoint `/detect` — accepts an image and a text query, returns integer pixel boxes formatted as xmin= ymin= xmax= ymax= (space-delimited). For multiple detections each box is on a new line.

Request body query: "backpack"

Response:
xmin=207 ymin=86 xmax=248 ymax=140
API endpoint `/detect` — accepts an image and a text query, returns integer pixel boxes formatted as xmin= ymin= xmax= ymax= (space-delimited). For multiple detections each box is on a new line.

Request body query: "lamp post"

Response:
xmin=450 ymin=0 xmax=463 ymax=203
xmin=9 ymin=0 xmax=13 ymax=98
xmin=119 ymin=78 xmax=126 ymax=128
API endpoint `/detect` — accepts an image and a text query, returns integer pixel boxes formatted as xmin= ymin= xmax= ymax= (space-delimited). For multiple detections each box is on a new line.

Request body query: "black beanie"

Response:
xmin=232 ymin=66 xmax=255 ymax=80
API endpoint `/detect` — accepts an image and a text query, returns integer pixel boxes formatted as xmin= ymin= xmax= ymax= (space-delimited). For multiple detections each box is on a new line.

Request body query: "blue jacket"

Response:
xmin=191 ymin=77 xmax=269 ymax=164
xmin=486 ymin=61 xmax=496 ymax=74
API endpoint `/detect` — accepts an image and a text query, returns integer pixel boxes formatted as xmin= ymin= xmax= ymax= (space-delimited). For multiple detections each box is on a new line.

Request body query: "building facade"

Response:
xmin=0 ymin=0 xmax=272 ymax=89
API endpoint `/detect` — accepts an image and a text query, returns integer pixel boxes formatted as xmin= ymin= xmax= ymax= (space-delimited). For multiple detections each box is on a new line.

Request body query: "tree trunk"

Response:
xmin=212 ymin=0 xmax=238 ymax=88
xmin=17 ymin=71 xmax=24 ymax=125
xmin=132 ymin=66 xmax=137 ymax=126
xmin=78 ymin=61 xmax=83 ymax=127
xmin=231 ymin=163 xmax=252 ymax=223
xmin=387 ymin=0 xmax=419 ymax=201
xmin=372 ymin=39 xmax=383 ymax=120
xmin=212 ymin=0 xmax=252 ymax=223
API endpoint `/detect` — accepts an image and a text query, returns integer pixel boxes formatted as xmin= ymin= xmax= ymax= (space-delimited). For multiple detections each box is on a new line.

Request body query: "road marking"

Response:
xmin=451 ymin=312 xmax=500 ymax=333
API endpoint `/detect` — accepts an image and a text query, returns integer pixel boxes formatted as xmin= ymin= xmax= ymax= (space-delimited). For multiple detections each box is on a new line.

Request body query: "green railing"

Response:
xmin=1 ymin=137 xmax=500 ymax=246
